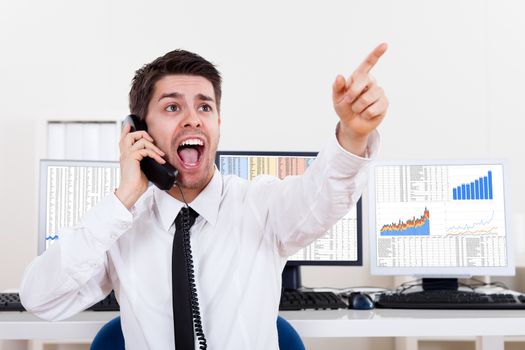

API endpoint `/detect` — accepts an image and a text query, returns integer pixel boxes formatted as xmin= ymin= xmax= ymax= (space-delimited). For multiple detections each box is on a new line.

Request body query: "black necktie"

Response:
xmin=172 ymin=207 xmax=199 ymax=349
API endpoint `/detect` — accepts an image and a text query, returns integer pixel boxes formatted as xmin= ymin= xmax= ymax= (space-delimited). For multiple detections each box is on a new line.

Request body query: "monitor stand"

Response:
xmin=282 ymin=265 xmax=301 ymax=290
xmin=421 ymin=278 xmax=459 ymax=291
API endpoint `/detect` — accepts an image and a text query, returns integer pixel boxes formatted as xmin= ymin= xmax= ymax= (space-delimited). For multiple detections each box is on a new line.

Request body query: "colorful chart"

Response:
xmin=380 ymin=208 xmax=430 ymax=236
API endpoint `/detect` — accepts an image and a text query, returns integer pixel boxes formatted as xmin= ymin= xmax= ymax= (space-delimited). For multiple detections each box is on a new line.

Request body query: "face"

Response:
xmin=145 ymin=75 xmax=221 ymax=200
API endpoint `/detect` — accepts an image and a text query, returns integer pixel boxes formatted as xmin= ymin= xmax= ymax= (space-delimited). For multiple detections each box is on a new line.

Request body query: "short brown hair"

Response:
xmin=129 ymin=49 xmax=222 ymax=120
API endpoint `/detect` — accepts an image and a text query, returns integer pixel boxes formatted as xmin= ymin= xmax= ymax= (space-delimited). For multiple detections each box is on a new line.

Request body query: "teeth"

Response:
xmin=179 ymin=139 xmax=203 ymax=147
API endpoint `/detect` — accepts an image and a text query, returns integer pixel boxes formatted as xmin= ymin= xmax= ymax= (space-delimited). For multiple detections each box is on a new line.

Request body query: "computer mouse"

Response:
xmin=349 ymin=292 xmax=375 ymax=310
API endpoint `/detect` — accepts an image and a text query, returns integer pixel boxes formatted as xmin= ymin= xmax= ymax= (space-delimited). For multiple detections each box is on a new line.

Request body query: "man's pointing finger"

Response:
xmin=355 ymin=42 xmax=388 ymax=74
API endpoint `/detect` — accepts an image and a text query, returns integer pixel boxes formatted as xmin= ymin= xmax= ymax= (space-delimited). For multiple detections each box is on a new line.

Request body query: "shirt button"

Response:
xmin=119 ymin=222 xmax=130 ymax=230
xmin=111 ymin=233 xmax=119 ymax=240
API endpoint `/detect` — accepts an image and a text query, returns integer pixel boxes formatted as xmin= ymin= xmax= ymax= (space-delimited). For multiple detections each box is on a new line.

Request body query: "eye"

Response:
xmin=199 ymin=104 xmax=213 ymax=113
xmin=165 ymin=104 xmax=180 ymax=112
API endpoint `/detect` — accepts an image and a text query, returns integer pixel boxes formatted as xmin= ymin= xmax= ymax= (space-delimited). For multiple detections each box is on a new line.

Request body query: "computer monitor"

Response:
xmin=215 ymin=151 xmax=363 ymax=290
xmin=368 ymin=160 xmax=513 ymax=290
xmin=38 ymin=160 xmax=120 ymax=254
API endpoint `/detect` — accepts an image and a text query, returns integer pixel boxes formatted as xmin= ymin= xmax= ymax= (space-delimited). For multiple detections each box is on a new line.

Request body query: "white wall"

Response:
xmin=1 ymin=0 xmax=524 ymax=349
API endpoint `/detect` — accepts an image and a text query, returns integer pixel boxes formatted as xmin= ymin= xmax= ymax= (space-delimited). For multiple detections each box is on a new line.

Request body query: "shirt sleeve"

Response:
xmin=267 ymin=129 xmax=380 ymax=257
xmin=19 ymin=193 xmax=133 ymax=321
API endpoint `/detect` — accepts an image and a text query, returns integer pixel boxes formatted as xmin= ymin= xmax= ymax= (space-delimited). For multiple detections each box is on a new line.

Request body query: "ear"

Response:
xmin=218 ymin=115 xmax=221 ymax=127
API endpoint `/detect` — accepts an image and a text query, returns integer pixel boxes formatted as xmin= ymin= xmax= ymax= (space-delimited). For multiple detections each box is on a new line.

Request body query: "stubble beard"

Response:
xmin=178 ymin=162 xmax=214 ymax=191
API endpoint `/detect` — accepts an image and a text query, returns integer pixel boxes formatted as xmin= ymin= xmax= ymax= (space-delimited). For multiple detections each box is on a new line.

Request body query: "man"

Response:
xmin=21 ymin=45 xmax=388 ymax=349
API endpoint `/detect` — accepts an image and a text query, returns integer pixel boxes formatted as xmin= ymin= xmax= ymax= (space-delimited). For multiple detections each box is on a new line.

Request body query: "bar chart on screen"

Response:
xmin=452 ymin=170 xmax=493 ymax=200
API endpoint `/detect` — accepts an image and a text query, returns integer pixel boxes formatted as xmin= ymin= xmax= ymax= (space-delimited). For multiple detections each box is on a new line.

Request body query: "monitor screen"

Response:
xmin=368 ymin=160 xmax=513 ymax=277
xmin=38 ymin=160 xmax=120 ymax=254
xmin=215 ymin=151 xmax=363 ymax=266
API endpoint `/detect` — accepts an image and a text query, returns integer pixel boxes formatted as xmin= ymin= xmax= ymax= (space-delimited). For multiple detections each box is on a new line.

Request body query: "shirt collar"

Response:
xmin=154 ymin=168 xmax=222 ymax=231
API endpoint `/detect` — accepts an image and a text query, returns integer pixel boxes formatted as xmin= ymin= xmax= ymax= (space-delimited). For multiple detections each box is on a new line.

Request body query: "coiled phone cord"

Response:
xmin=177 ymin=184 xmax=208 ymax=350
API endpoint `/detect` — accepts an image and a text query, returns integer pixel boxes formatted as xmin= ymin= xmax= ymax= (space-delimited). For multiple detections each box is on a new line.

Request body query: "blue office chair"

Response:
xmin=277 ymin=315 xmax=306 ymax=350
xmin=90 ymin=316 xmax=125 ymax=350
xmin=90 ymin=315 xmax=305 ymax=350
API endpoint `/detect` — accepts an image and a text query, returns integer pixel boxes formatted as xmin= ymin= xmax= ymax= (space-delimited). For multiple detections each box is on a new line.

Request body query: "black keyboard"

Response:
xmin=376 ymin=290 xmax=525 ymax=309
xmin=89 ymin=290 xmax=120 ymax=311
xmin=0 ymin=293 xmax=25 ymax=311
xmin=279 ymin=290 xmax=347 ymax=310
xmin=4 ymin=289 xmax=346 ymax=312
xmin=0 ymin=291 xmax=120 ymax=312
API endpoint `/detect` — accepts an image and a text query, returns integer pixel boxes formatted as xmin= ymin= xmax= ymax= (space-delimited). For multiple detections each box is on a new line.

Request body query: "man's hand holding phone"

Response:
xmin=116 ymin=122 xmax=167 ymax=210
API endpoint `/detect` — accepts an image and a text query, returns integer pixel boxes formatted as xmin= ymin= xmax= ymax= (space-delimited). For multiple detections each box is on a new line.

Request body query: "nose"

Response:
xmin=182 ymin=110 xmax=201 ymax=128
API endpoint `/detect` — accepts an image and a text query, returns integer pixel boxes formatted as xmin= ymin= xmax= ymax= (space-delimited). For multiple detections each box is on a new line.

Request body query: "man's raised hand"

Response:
xmin=332 ymin=43 xmax=389 ymax=156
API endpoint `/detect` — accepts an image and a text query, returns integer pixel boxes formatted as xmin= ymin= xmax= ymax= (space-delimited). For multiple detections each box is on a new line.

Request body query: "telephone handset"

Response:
xmin=123 ymin=115 xmax=178 ymax=190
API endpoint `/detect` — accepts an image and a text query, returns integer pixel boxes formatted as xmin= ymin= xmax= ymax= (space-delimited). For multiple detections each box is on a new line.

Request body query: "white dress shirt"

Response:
xmin=20 ymin=131 xmax=378 ymax=350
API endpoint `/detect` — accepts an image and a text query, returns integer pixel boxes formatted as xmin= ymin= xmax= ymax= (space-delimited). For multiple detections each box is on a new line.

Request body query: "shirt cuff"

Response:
xmin=333 ymin=126 xmax=381 ymax=160
xmin=81 ymin=193 xmax=134 ymax=249
xmin=318 ymin=127 xmax=379 ymax=176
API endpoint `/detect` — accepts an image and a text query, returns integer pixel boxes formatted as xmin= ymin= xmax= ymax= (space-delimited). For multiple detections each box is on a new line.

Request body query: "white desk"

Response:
xmin=2 ymin=309 xmax=525 ymax=350
xmin=0 ymin=311 xmax=117 ymax=340
xmin=282 ymin=308 xmax=525 ymax=350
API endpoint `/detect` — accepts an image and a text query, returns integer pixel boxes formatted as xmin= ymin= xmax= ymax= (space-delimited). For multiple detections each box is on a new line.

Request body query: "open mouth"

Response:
xmin=176 ymin=138 xmax=205 ymax=168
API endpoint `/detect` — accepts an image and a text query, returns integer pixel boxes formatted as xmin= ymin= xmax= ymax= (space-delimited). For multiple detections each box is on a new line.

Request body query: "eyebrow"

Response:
xmin=196 ymin=93 xmax=215 ymax=103
xmin=158 ymin=92 xmax=215 ymax=103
